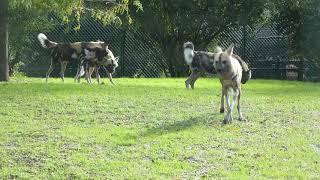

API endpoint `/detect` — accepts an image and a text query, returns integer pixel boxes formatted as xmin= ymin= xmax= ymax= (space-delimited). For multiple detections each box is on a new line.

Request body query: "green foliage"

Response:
xmin=8 ymin=0 xmax=142 ymax=74
xmin=130 ymin=0 xmax=267 ymax=77
xmin=272 ymin=0 xmax=320 ymax=67
xmin=0 ymin=78 xmax=320 ymax=178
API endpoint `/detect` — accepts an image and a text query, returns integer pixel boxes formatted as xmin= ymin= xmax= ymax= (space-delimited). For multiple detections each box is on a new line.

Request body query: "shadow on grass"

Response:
xmin=141 ymin=113 xmax=222 ymax=137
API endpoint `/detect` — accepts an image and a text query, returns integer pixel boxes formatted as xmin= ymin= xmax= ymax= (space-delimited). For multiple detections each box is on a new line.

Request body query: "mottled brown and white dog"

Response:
xmin=37 ymin=33 xmax=109 ymax=82
xmin=183 ymin=42 xmax=216 ymax=89
xmin=214 ymin=44 xmax=251 ymax=124
xmin=74 ymin=53 xmax=119 ymax=84
xmin=183 ymin=42 xmax=251 ymax=124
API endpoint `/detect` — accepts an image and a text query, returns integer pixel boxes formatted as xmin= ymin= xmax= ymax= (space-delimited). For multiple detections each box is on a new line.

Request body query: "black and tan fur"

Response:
xmin=37 ymin=33 xmax=109 ymax=82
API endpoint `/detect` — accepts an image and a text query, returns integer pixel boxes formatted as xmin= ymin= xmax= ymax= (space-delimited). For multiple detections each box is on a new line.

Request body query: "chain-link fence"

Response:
xmin=210 ymin=25 xmax=320 ymax=81
xmin=11 ymin=16 xmax=320 ymax=81
xmin=19 ymin=16 xmax=168 ymax=78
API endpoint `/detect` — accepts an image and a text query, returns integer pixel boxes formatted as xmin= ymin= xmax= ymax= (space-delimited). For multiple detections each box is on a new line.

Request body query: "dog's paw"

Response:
xmin=223 ymin=117 xmax=232 ymax=124
xmin=223 ymin=119 xmax=231 ymax=124
xmin=238 ymin=116 xmax=246 ymax=122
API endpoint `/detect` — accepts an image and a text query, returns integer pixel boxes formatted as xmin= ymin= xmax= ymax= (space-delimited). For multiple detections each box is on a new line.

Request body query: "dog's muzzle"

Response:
xmin=106 ymin=64 xmax=116 ymax=73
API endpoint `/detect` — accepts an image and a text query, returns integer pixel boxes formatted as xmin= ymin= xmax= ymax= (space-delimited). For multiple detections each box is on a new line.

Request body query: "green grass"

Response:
xmin=0 ymin=77 xmax=319 ymax=178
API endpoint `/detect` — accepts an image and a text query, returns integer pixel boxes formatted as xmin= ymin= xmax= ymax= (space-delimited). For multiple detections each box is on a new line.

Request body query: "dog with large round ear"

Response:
xmin=214 ymin=43 xmax=237 ymax=77
xmin=215 ymin=43 xmax=248 ymax=124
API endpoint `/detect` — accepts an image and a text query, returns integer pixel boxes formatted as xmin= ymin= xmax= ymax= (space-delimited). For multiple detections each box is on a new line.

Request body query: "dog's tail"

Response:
xmin=233 ymin=54 xmax=252 ymax=84
xmin=37 ymin=33 xmax=58 ymax=49
xmin=241 ymin=69 xmax=251 ymax=84
xmin=183 ymin=42 xmax=195 ymax=65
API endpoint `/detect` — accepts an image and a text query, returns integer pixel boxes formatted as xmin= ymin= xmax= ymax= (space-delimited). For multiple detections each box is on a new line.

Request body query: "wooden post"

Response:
xmin=0 ymin=0 xmax=9 ymax=81
xmin=275 ymin=58 xmax=281 ymax=79
xmin=298 ymin=59 xmax=304 ymax=81
xmin=120 ymin=26 xmax=127 ymax=77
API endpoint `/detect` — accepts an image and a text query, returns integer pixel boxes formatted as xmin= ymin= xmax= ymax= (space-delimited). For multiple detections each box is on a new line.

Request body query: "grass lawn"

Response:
xmin=0 ymin=77 xmax=319 ymax=178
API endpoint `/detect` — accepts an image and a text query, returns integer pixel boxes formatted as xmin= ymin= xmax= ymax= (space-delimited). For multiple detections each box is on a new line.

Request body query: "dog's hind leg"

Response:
xmin=190 ymin=71 xmax=201 ymax=89
xmin=185 ymin=71 xmax=200 ymax=89
xmin=60 ymin=61 xmax=67 ymax=82
xmin=46 ymin=59 xmax=54 ymax=83
xmin=95 ymin=66 xmax=100 ymax=84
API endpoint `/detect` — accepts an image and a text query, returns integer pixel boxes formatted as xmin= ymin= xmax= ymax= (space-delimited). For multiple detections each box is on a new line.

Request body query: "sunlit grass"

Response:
xmin=0 ymin=77 xmax=319 ymax=178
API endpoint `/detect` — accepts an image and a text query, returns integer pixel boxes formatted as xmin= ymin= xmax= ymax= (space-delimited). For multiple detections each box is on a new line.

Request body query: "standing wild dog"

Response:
xmin=214 ymin=44 xmax=251 ymax=124
xmin=183 ymin=42 xmax=250 ymax=89
xmin=74 ymin=52 xmax=119 ymax=84
xmin=183 ymin=42 xmax=216 ymax=89
xmin=37 ymin=33 xmax=109 ymax=82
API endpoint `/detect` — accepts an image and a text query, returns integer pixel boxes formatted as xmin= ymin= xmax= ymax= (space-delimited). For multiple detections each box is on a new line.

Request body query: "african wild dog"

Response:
xmin=183 ymin=42 xmax=216 ymax=89
xmin=213 ymin=44 xmax=251 ymax=124
xmin=183 ymin=42 xmax=251 ymax=124
xmin=183 ymin=42 xmax=251 ymax=89
xmin=37 ymin=33 xmax=109 ymax=82
xmin=74 ymin=51 xmax=119 ymax=84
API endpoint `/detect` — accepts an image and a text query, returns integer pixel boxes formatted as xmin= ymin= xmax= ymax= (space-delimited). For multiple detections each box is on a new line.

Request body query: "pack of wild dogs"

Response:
xmin=38 ymin=33 xmax=251 ymax=124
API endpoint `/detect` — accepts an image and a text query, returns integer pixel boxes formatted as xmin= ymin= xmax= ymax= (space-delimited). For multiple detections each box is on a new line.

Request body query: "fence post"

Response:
xmin=0 ymin=0 xmax=9 ymax=81
xmin=298 ymin=59 xmax=304 ymax=81
xmin=242 ymin=25 xmax=247 ymax=60
xmin=276 ymin=58 xmax=281 ymax=79
xmin=120 ymin=26 xmax=127 ymax=77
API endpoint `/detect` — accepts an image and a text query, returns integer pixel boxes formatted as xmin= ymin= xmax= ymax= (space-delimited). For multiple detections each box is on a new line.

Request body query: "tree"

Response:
xmin=130 ymin=0 xmax=267 ymax=77
xmin=272 ymin=0 xmax=320 ymax=68
xmin=2 ymin=0 xmax=142 ymax=79
xmin=0 ymin=0 xmax=9 ymax=81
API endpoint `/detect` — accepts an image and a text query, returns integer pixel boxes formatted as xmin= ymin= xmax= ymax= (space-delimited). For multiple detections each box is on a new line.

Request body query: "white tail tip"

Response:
xmin=37 ymin=33 xmax=48 ymax=48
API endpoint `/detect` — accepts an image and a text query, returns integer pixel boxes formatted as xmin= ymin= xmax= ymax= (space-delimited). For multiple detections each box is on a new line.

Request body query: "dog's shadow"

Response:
xmin=141 ymin=113 xmax=222 ymax=137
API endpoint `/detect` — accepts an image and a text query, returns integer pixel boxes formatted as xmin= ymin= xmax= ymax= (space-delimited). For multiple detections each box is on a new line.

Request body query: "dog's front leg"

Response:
xmin=88 ymin=66 xmax=95 ymax=84
xmin=84 ymin=65 xmax=91 ymax=84
xmin=74 ymin=64 xmax=83 ymax=83
xmin=224 ymin=89 xmax=238 ymax=124
xmin=60 ymin=62 xmax=67 ymax=82
xmin=108 ymin=73 xmax=114 ymax=85
xmin=95 ymin=66 xmax=100 ymax=84
xmin=237 ymin=88 xmax=244 ymax=121
xmin=220 ymin=87 xmax=226 ymax=113
xmin=223 ymin=92 xmax=231 ymax=124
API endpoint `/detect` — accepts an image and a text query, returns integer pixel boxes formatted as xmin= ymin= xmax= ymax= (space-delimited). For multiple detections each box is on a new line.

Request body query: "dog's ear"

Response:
xmin=226 ymin=43 xmax=234 ymax=56
xmin=215 ymin=46 xmax=222 ymax=53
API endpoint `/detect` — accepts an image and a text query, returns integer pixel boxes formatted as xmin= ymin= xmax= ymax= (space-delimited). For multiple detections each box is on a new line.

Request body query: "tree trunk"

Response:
xmin=0 ymin=0 xmax=9 ymax=81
